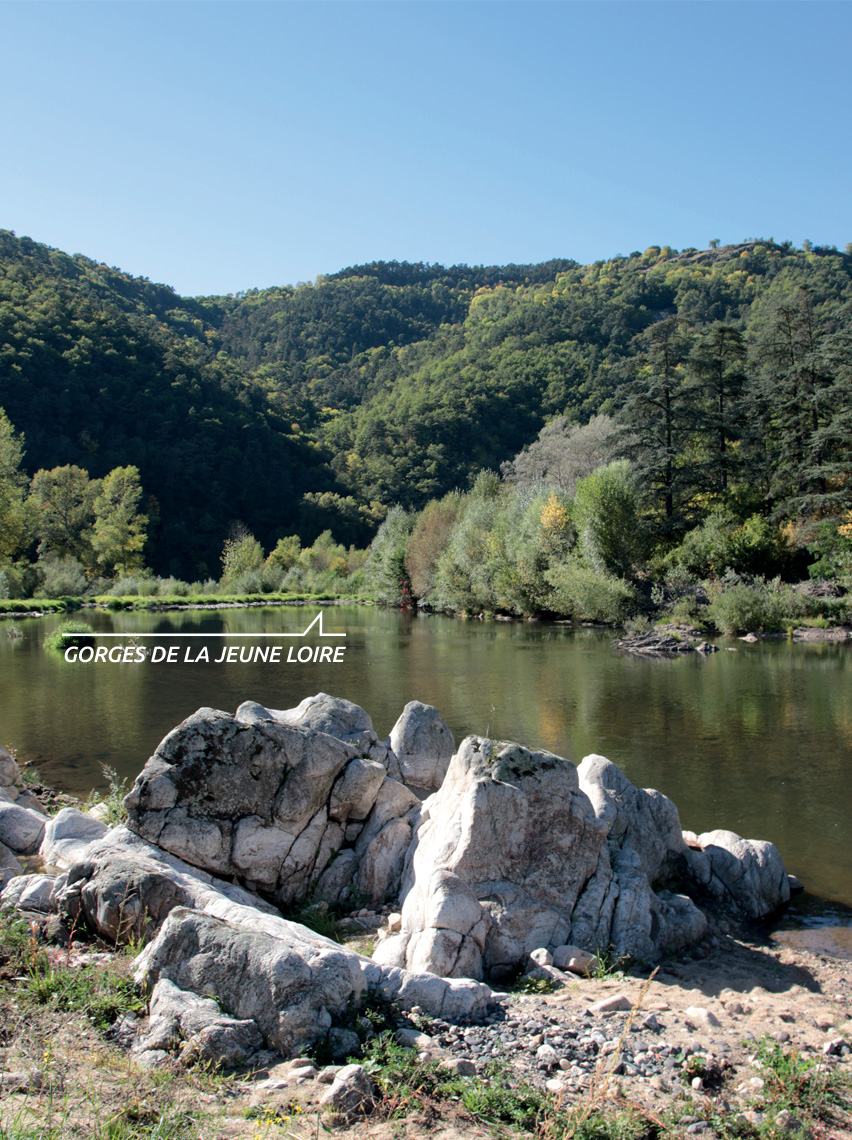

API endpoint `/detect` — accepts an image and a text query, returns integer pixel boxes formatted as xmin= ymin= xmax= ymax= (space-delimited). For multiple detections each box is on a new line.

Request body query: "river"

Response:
xmin=2 ymin=604 xmax=850 ymax=945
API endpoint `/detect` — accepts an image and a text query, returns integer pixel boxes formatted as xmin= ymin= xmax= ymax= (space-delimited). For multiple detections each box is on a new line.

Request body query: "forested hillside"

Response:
xmin=0 ymin=231 xmax=337 ymax=575
xmin=1 ymin=229 xmax=851 ymax=589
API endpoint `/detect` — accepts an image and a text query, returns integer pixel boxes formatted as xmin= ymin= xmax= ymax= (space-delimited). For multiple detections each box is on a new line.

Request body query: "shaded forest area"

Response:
xmin=1 ymin=229 xmax=850 ymax=591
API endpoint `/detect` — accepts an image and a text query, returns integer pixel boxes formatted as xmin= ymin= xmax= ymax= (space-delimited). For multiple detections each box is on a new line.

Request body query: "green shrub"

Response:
xmin=23 ymin=961 xmax=145 ymax=1030
xmin=807 ymin=516 xmax=852 ymax=581
xmin=229 ymin=569 xmax=264 ymax=594
xmin=547 ymin=559 xmax=636 ymax=624
xmin=750 ymin=1035 xmax=851 ymax=1121
xmin=44 ymin=619 xmax=95 ymax=651
xmin=220 ymin=530 xmax=264 ymax=587
xmin=706 ymin=577 xmax=783 ymax=634
xmin=156 ymin=577 xmax=191 ymax=596
xmin=574 ymin=459 xmax=645 ymax=578
xmin=35 ymin=554 xmax=89 ymax=597
xmin=669 ymin=509 xmax=791 ymax=580
xmin=703 ymin=573 xmax=825 ymax=634
xmin=109 ymin=576 xmax=141 ymax=596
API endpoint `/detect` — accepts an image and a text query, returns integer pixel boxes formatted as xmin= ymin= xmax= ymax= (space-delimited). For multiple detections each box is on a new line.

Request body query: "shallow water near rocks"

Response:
xmin=1 ymin=604 xmax=850 ymax=942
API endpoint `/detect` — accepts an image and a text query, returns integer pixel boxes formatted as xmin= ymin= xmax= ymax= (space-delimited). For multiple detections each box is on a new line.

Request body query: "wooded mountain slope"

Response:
xmin=1 ymin=230 xmax=850 ymax=576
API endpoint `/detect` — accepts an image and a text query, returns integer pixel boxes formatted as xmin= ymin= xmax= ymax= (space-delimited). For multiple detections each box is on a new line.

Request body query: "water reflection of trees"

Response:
xmin=1 ymin=608 xmax=850 ymax=902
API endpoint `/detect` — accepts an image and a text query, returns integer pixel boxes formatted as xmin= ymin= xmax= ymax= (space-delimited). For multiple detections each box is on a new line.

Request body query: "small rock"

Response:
xmin=317 ymin=1066 xmax=342 ymax=1084
xmin=588 ymin=995 xmax=632 ymax=1015
xmin=254 ymin=1077 xmax=292 ymax=1091
xmin=641 ymin=1012 xmax=662 ymax=1032
xmin=528 ymin=947 xmax=554 ymax=968
xmin=395 ymin=1027 xmax=433 ymax=1050
xmin=441 ymin=1057 xmax=476 ymax=1077
xmin=536 ymin=1044 xmax=558 ymax=1064
xmin=822 ymin=1037 xmax=846 ymax=1056
xmin=545 ymin=1078 xmax=567 ymax=1093
xmin=685 ymin=1005 xmax=721 ymax=1028
xmin=387 ymin=912 xmax=402 ymax=933
xmin=775 ymin=1110 xmax=811 ymax=1136
xmin=318 ymin=1063 xmax=375 ymax=1124
xmin=136 ymin=1049 xmax=170 ymax=1068
xmin=552 ymin=944 xmax=597 ymax=974
xmin=0 ymin=1069 xmax=45 ymax=1094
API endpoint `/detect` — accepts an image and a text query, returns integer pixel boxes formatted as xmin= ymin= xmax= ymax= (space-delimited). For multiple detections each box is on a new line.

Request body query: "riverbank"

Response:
xmin=4 ymin=592 xmax=852 ymax=649
xmin=1 ymin=908 xmax=849 ymax=1140
xmin=0 ymin=592 xmax=362 ymax=620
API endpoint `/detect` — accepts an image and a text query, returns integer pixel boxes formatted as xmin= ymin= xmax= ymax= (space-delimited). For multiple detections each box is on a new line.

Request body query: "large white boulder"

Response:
xmin=40 ymin=807 xmax=109 ymax=870
xmin=124 ymin=706 xmax=393 ymax=906
xmin=377 ymin=736 xmax=608 ymax=980
xmin=696 ymin=829 xmax=791 ymax=919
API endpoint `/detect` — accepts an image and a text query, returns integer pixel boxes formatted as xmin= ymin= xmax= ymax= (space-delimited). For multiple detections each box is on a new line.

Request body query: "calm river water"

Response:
xmin=2 ymin=605 xmax=850 ymax=941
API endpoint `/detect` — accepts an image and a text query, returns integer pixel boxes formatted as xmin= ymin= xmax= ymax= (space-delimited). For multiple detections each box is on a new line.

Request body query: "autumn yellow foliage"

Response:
xmin=540 ymin=492 xmax=569 ymax=533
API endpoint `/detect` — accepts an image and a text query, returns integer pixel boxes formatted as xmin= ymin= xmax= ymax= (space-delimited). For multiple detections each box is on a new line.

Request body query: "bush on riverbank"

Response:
xmin=362 ymin=464 xmax=852 ymax=631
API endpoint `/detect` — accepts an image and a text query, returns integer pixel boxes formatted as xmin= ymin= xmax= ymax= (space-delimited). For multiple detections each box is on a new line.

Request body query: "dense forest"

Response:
xmin=1 ymin=229 xmax=851 ymax=610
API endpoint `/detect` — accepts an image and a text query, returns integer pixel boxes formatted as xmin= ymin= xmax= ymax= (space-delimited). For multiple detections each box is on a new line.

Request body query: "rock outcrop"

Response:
xmin=374 ymin=737 xmax=608 ymax=981
xmin=123 ymin=695 xmax=451 ymax=910
xmin=388 ymin=700 xmax=456 ymax=792
xmin=373 ymin=738 xmax=716 ymax=980
xmin=45 ymin=823 xmax=493 ymax=1033
xmin=0 ymin=692 xmax=793 ymax=1061
xmin=135 ymin=907 xmax=367 ymax=1057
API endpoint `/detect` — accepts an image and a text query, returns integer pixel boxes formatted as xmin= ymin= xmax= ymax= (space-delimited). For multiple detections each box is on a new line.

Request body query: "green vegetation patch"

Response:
xmin=43 ymin=620 xmax=96 ymax=652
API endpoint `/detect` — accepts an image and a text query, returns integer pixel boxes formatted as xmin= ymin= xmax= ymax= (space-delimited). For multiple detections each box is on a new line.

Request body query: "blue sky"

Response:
xmin=2 ymin=1 xmax=850 ymax=296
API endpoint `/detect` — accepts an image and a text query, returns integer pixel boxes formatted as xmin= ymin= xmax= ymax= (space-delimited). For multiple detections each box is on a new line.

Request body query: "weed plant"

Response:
xmin=751 ymin=1035 xmax=851 ymax=1120
xmin=85 ymin=764 xmax=132 ymax=827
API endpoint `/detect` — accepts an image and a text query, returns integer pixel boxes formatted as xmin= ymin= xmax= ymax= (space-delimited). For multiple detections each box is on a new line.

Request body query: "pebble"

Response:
xmin=685 ymin=1005 xmax=721 ymax=1028
xmin=587 ymin=994 xmax=632 ymax=1015
xmin=441 ymin=1057 xmax=476 ymax=1077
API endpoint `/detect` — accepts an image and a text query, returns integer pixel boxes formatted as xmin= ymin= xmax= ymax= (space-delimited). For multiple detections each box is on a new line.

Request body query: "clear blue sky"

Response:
xmin=2 ymin=1 xmax=850 ymax=297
